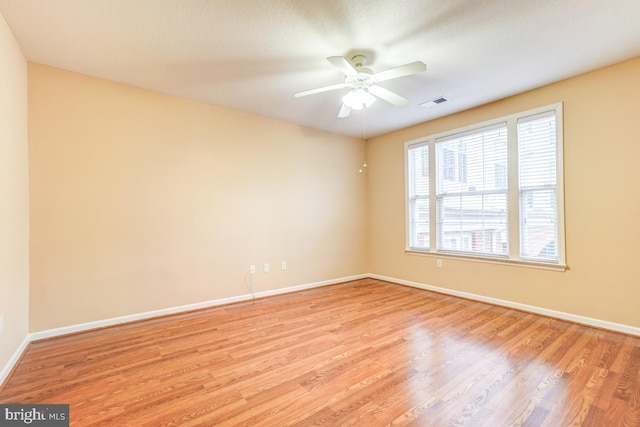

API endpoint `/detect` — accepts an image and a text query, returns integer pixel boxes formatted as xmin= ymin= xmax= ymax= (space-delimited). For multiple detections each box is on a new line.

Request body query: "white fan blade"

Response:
xmin=338 ymin=104 xmax=352 ymax=118
xmin=327 ymin=56 xmax=358 ymax=76
xmin=374 ymin=61 xmax=426 ymax=82
xmin=294 ymin=83 xmax=347 ymax=98
xmin=368 ymin=85 xmax=410 ymax=107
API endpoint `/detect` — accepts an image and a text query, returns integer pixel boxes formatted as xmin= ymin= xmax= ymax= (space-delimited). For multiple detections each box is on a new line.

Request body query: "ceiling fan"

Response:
xmin=294 ymin=53 xmax=427 ymax=118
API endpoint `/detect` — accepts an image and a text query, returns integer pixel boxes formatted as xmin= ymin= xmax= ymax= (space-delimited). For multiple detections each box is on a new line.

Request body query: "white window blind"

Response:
xmin=518 ymin=112 xmax=558 ymax=262
xmin=407 ymin=143 xmax=429 ymax=249
xmin=405 ymin=103 xmax=564 ymax=268
xmin=436 ymin=125 xmax=509 ymax=256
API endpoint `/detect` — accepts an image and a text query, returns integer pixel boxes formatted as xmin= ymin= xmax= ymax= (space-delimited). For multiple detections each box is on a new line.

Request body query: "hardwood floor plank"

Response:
xmin=2 ymin=279 xmax=640 ymax=426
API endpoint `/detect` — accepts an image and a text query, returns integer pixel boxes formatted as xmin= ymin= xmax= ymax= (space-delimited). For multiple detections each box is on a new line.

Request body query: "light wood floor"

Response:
xmin=2 ymin=278 xmax=640 ymax=426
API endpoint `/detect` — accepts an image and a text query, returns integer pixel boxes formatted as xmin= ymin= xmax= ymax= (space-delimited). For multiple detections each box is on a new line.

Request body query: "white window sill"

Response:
xmin=405 ymin=249 xmax=567 ymax=272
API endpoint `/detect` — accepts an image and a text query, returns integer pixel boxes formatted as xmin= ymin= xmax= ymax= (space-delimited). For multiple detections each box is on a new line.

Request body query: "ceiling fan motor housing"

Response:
xmin=345 ymin=69 xmax=375 ymax=89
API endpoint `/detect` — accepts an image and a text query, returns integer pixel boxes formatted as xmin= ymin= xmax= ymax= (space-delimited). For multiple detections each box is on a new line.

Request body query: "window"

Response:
xmin=436 ymin=124 xmax=508 ymax=256
xmin=518 ymin=111 xmax=559 ymax=262
xmin=405 ymin=103 xmax=564 ymax=268
xmin=407 ymin=143 xmax=429 ymax=249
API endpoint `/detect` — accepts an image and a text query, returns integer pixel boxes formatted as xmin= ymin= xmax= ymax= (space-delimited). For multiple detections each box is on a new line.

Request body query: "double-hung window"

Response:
xmin=405 ymin=103 xmax=565 ymax=268
xmin=436 ymin=124 xmax=508 ymax=256
xmin=407 ymin=143 xmax=430 ymax=249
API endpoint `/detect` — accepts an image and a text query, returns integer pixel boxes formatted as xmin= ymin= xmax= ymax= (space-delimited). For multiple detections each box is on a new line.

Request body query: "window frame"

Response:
xmin=404 ymin=103 xmax=566 ymax=271
xmin=407 ymin=142 xmax=430 ymax=250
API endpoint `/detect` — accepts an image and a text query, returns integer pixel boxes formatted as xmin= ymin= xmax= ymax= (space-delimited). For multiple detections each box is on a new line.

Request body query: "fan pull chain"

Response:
xmin=359 ymin=106 xmax=368 ymax=173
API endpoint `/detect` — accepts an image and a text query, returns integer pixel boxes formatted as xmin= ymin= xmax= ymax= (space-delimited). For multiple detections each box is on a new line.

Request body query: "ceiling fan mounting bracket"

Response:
xmin=345 ymin=49 xmax=375 ymax=68
xmin=350 ymin=54 xmax=367 ymax=68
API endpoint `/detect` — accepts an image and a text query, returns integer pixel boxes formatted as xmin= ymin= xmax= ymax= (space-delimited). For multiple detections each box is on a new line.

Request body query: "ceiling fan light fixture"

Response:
xmin=342 ymin=89 xmax=376 ymax=110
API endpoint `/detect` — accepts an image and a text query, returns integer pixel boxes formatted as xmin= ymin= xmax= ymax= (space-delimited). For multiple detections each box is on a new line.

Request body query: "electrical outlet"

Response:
xmin=0 ymin=314 xmax=4 ymax=335
xmin=250 ymin=265 xmax=256 ymax=274
xmin=436 ymin=259 xmax=443 ymax=268
xmin=264 ymin=263 xmax=270 ymax=273
xmin=281 ymin=261 xmax=287 ymax=270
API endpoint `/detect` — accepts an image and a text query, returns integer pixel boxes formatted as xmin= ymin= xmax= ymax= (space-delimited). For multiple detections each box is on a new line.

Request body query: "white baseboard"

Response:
xmin=0 ymin=335 xmax=29 ymax=387
xmin=369 ymin=273 xmax=640 ymax=337
xmin=30 ymin=274 xmax=368 ymax=342
xmin=29 ymin=293 xmax=254 ymax=342
xmin=253 ymin=274 xmax=367 ymax=298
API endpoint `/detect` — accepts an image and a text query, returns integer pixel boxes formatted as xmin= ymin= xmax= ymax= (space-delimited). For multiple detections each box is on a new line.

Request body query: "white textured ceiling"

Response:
xmin=1 ymin=0 xmax=640 ymax=138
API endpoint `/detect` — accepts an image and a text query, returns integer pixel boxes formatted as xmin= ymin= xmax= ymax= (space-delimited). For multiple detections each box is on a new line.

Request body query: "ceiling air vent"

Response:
xmin=419 ymin=96 xmax=449 ymax=108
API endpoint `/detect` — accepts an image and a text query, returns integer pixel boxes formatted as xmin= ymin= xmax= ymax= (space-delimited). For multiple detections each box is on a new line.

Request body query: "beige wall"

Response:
xmin=0 ymin=13 xmax=29 ymax=371
xmin=366 ymin=57 xmax=640 ymax=328
xmin=28 ymin=63 xmax=366 ymax=332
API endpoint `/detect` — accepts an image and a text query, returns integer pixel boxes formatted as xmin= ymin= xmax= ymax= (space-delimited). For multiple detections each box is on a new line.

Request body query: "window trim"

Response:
xmin=404 ymin=103 xmax=566 ymax=271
